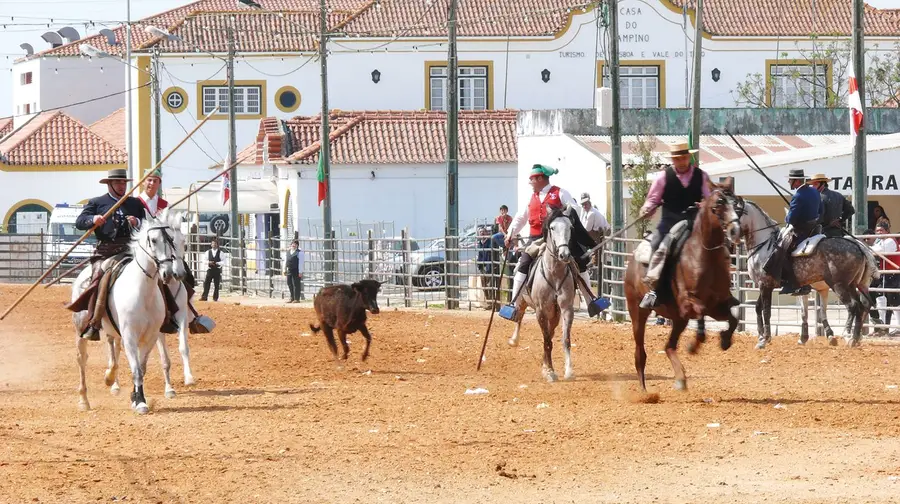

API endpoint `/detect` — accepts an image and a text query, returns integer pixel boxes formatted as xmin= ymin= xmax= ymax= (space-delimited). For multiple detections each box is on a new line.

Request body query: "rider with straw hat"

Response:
xmin=65 ymin=169 xmax=146 ymax=340
xmin=809 ymin=172 xmax=854 ymax=238
xmin=500 ymin=163 xmax=604 ymax=320
xmin=637 ymin=141 xmax=711 ymax=309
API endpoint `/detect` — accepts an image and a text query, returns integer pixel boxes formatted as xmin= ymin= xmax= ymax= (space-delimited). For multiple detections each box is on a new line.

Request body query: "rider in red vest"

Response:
xmin=500 ymin=164 xmax=602 ymax=320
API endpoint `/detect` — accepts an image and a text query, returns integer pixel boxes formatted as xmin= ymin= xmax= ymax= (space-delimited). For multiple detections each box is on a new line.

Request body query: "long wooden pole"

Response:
xmin=0 ymin=106 xmax=219 ymax=321
xmin=43 ymin=256 xmax=91 ymax=289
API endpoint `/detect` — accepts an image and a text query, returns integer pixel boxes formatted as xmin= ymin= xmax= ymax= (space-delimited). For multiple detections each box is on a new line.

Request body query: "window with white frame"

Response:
xmin=601 ymin=65 xmax=660 ymax=108
xmin=429 ymin=65 xmax=489 ymax=111
xmin=201 ymin=84 xmax=263 ymax=115
xmin=769 ymin=64 xmax=828 ymax=107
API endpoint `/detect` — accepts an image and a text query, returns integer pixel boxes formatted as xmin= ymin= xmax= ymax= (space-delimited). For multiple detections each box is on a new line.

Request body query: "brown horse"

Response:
xmin=624 ymin=188 xmax=742 ymax=392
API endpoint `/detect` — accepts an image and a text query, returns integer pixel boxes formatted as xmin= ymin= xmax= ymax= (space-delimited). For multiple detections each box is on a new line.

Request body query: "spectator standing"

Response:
xmin=200 ymin=238 xmax=223 ymax=302
xmin=579 ymin=192 xmax=610 ymax=291
xmin=285 ymin=239 xmax=305 ymax=302
xmin=871 ymin=222 xmax=900 ymax=334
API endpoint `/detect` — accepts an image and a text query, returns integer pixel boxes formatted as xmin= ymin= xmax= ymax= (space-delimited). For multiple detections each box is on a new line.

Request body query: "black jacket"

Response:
xmin=75 ymin=193 xmax=145 ymax=243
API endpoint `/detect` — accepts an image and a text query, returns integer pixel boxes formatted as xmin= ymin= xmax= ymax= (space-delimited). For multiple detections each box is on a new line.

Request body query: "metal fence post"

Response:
xmin=239 ymin=235 xmax=247 ymax=295
xmin=266 ymin=235 xmax=275 ymax=298
xmin=367 ymin=229 xmax=375 ymax=279
xmin=402 ymin=228 xmax=412 ymax=308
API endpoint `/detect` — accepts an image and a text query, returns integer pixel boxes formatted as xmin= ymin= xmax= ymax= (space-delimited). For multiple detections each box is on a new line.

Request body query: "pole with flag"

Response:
xmin=851 ymin=0 xmax=867 ymax=233
xmin=317 ymin=153 xmax=327 ymax=206
xmin=221 ymin=158 xmax=231 ymax=206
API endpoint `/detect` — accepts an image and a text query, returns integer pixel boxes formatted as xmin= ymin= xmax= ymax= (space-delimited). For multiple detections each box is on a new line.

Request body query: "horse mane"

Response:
xmin=742 ymin=198 xmax=778 ymax=227
xmin=541 ymin=206 xmax=572 ymax=237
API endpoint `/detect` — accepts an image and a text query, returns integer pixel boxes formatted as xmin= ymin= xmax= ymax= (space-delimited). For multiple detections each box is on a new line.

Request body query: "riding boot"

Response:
xmin=499 ymin=272 xmax=528 ymax=321
xmin=158 ymin=282 xmax=179 ymax=334
xmin=577 ymin=270 xmax=602 ymax=317
xmin=79 ymin=265 xmax=104 ymax=341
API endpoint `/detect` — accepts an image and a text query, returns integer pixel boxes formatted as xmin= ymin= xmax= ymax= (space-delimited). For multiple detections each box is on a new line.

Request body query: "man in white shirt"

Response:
xmin=871 ymin=221 xmax=900 ymax=333
xmin=579 ymin=193 xmax=610 ymax=240
xmin=500 ymin=164 xmax=602 ymax=320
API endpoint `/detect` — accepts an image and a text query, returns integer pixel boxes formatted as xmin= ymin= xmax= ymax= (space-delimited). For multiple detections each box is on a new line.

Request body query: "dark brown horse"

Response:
xmin=624 ymin=187 xmax=742 ymax=392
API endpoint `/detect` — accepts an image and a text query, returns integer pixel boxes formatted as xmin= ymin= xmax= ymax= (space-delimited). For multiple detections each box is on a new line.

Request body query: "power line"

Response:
xmin=5 ymin=81 xmax=151 ymax=119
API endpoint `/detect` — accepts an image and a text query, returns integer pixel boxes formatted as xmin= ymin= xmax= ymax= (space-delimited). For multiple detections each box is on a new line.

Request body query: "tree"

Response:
xmin=626 ymin=135 xmax=658 ymax=238
xmin=866 ymin=42 xmax=900 ymax=107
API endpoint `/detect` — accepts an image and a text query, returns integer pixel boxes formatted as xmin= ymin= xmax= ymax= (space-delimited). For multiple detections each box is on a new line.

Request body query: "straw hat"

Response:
xmin=808 ymin=173 xmax=831 ymax=183
xmin=664 ymin=142 xmax=698 ymax=158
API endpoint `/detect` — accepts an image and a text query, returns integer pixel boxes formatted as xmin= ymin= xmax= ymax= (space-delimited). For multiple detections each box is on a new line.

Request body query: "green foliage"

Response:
xmin=626 ymin=135 xmax=657 ymax=237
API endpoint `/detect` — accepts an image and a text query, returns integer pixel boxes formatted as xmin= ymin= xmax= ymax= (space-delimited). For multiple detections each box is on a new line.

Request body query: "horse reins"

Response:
xmin=136 ymin=225 xmax=178 ymax=279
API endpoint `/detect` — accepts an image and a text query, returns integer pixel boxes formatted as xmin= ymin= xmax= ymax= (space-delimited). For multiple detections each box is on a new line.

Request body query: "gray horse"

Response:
xmin=507 ymin=207 xmax=580 ymax=382
xmin=736 ymin=198 xmax=879 ymax=348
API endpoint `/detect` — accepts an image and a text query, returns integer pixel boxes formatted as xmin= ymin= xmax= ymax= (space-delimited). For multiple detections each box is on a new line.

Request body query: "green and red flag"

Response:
xmin=316 ymin=153 xmax=327 ymax=206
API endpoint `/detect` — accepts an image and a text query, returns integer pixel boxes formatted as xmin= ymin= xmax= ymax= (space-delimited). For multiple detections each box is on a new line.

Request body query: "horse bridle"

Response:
xmin=136 ymin=225 xmax=178 ymax=279
xmin=541 ymin=212 xmax=575 ymax=291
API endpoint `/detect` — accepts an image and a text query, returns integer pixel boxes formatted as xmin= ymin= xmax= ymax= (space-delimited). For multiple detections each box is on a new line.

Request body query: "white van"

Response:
xmin=45 ymin=204 xmax=96 ymax=267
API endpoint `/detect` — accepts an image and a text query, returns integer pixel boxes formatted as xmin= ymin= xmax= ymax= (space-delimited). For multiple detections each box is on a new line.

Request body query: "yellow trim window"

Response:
xmin=599 ymin=63 xmax=663 ymax=109
xmin=429 ymin=65 xmax=489 ymax=111
xmin=768 ymin=63 xmax=830 ymax=107
xmin=201 ymin=83 xmax=263 ymax=116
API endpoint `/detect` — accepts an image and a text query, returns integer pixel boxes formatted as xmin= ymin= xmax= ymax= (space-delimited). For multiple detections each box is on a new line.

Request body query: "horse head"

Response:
xmin=735 ymin=197 xmax=779 ymax=251
xmin=133 ymin=210 xmax=183 ymax=282
xmin=702 ymin=186 xmax=742 ymax=246
xmin=543 ymin=206 xmax=575 ymax=262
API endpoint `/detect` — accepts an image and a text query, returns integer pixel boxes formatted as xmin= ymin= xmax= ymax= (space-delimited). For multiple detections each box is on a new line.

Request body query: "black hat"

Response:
xmin=99 ymin=168 xmax=133 ymax=184
xmin=787 ymin=169 xmax=806 ymax=181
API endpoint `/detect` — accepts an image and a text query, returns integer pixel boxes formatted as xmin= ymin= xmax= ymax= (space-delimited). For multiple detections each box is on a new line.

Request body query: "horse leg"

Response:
xmin=359 ymin=325 xmax=372 ymax=362
xmin=156 ymin=335 xmax=176 ymax=399
xmin=538 ymin=313 xmax=558 ymax=383
xmin=666 ymin=317 xmax=690 ymax=391
xmin=121 ymin=333 xmax=149 ymax=415
xmin=104 ymin=334 xmax=121 ymax=395
xmin=561 ymin=304 xmax=575 ymax=381
xmin=322 ymin=325 xmax=339 ymax=360
xmin=718 ymin=302 xmax=738 ymax=351
xmin=831 ymin=284 xmax=862 ymax=347
xmin=798 ymin=294 xmax=810 ymax=345
xmin=755 ymin=295 xmax=766 ymax=349
xmin=817 ymin=290 xmax=837 ymax=345
xmin=76 ymin=335 xmax=90 ymax=411
xmin=763 ymin=288 xmax=773 ymax=344
xmin=508 ymin=298 xmax=526 ymax=347
xmin=177 ymin=309 xmax=195 ymax=386
xmin=337 ymin=329 xmax=351 ymax=360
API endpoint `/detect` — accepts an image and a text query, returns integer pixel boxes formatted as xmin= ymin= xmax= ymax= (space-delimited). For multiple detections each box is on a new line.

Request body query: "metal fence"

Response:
xmin=0 ymin=232 xmax=91 ymax=285
xmin=599 ymin=234 xmax=900 ymax=337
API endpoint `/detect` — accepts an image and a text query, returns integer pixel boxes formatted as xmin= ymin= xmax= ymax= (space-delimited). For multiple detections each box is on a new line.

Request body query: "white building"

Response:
xmin=7 ymin=0 xmax=900 ymax=192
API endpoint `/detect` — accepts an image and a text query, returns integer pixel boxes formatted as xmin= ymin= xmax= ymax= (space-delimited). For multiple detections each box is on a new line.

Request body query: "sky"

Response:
xmin=3 ymin=0 xmax=900 ymax=117
xmin=0 ymin=0 xmax=195 ymax=118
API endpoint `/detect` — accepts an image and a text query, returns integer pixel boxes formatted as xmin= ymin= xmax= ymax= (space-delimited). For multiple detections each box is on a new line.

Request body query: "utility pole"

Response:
xmin=125 ymin=0 xmax=134 ymax=186
xmin=852 ymin=0 xmax=867 ymax=233
xmin=320 ymin=0 xmax=334 ymax=285
xmin=690 ymin=0 xmax=703 ymax=158
xmin=445 ymin=0 xmax=459 ymax=309
xmin=152 ymin=46 xmax=162 ymax=167
xmin=608 ymin=0 xmax=624 ymax=316
xmin=227 ymin=16 xmax=240 ymax=289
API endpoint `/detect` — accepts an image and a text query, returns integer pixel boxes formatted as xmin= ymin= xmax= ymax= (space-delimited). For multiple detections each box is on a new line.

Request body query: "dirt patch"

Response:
xmin=0 ymin=284 xmax=899 ymax=503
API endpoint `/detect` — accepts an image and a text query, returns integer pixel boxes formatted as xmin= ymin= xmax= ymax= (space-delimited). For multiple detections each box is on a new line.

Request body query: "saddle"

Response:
xmin=634 ymin=220 xmax=693 ymax=266
xmin=792 ymin=232 xmax=859 ymax=257
xmin=67 ymin=252 xmax=131 ymax=313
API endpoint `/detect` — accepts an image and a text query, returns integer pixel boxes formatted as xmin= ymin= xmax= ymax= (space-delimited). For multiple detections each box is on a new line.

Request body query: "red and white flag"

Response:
xmin=221 ymin=167 xmax=231 ymax=206
xmin=848 ymin=63 xmax=864 ymax=138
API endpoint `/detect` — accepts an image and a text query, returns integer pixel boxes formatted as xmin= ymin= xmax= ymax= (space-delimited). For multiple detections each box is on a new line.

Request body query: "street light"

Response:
xmin=145 ymin=26 xmax=183 ymax=43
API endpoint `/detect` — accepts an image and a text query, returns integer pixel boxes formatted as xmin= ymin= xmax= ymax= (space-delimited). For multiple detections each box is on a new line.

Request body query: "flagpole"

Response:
xmin=851 ymin=0 xmax=867 ymax=234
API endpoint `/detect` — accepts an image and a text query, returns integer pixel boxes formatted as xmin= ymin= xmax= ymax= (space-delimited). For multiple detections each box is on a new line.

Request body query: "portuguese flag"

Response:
xmin=316 ymin=153 xmax=326 ymax=206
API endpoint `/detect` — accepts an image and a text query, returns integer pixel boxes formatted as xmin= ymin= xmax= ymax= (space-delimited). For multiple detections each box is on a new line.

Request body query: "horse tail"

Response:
xmin=309 ymin=323 xmax=321 ymax=334
xmin=857 ymin=241 xmax=881 ymax=283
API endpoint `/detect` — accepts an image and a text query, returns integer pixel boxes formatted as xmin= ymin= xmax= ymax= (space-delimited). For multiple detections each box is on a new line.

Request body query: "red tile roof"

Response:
xmin=0 ymin=111 xmax=127 ymax=166
xmin=238 ymin=109 xmax=517 ymax=165
xmin=0 ymin=117 xmax=12 ymax=139
xmin=89 ymin=108 xmax=126 ymax=152
xmin=26 ymin=0 xmax=900 ymax=60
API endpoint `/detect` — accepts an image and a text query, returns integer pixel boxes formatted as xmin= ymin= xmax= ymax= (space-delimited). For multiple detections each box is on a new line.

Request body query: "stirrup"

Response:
xmin=498 ymin=304 xmax=518 ymax=321
xmin=639 ymin=291 xmax=658 ymax=309
xmin=80 ymin=325 xmax=101 ymax=341
xmin=588 ymin=297 xmax=611 ymax=317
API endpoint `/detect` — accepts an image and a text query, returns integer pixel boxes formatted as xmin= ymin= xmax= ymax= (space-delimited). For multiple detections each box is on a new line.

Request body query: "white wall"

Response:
xmin=0 ymin=170 xmax=105 ymax=228
xmin=11 ymin=59 xmax=41 ymax=128
xmin=37 ymin=57 xmax=124 ymax=125
xmin=291 ymin=163 xmax=516 ymax=238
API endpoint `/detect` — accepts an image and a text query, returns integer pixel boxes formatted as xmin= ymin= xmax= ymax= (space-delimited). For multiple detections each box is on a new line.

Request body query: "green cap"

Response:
xmin=529 ymin=164 xmax=558 ymax=178
xmin=146 ymin=168 xmax=162 ymax=179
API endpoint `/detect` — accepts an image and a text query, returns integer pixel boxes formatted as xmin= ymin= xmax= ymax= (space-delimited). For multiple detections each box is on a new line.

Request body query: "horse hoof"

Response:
xmin=104 ymin=370 xmax=117 ymax=387
xmin=543 ymin=371 xmax=558 ymax=383
xmin=78 ymin=401 xmax=91 ymax=412
xmin=673 ymin=379 xmax=687 ymax=391
xmin=132 ymin=402 xmax=150 ymax=415
xmin=686 ymin=342 xmax=700 ymax=355
xmin=508 ymin=338 xmax=518 ymax=347
xmin=165 ymin=389 xmax=176 ymax=399
xmin=755 ymin=340 xmax=767 ymax=350
xmin=720 ymin=337 xmax=733 ymax=351
xmin=796 ymin=338 xmax=806 ymax=345
xmin=564 ymin=370 xmax=575 ymax=381
xmin=184 ymin=376 xmax=196 ymax=386
xmin=109 ymin=383 xmax=121 ymax=396
xmin=828 ymin=337 xmax=838 ymax=346
xmin=848 ymin=339 xmax=861 ymax=348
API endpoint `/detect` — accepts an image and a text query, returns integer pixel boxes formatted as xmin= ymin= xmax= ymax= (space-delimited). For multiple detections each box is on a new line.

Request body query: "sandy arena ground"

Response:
xmin=0 ymin=284 xmax=899 ymax=503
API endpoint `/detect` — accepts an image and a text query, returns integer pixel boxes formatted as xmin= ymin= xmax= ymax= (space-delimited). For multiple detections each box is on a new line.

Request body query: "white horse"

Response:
xmin=72 ymin=209 xmax=185 ymax=414
xmin=507 ymin=207 xmax=579 ymax=382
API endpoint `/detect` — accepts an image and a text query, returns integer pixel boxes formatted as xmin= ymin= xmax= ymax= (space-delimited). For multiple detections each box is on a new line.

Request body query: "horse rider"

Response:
xmin=139 ymin=168 xmax=214 ymax=334
xmin=763 ymin=168 xmax=824 ymax=295
xmin=500 ymin=163 xmax=602 ymax=320
xmin=809 ymin=173 xmax=854 ymax=238
xmin=65 ymin=169 xmax=146 ymax=340
xmin=638 ymin=142 xmax=711 ymax=309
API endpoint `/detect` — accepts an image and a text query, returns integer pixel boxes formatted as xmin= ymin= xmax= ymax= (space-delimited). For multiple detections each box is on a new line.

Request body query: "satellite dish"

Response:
xmin=99 ymin=29 xmax=118 ymax=46
xmin=20 ymin=43 xmax=34 ymax=56
xmin=57 ymin=27 xmax=81 ymax=43
xmin=41 ymin=31 xmax=64 ymax=48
